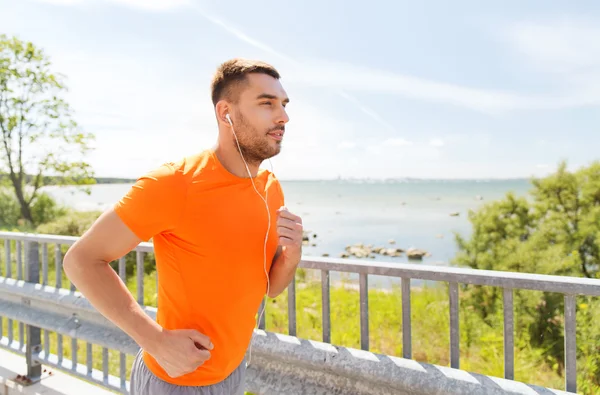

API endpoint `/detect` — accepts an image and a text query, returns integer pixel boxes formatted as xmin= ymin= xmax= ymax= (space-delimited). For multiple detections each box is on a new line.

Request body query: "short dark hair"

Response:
xmin=211 ymin=58 xmax=280 ymax=106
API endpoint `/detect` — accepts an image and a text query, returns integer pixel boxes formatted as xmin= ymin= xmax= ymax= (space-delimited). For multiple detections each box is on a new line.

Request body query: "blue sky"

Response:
xmin=1 ymin=0 xmax=599 ymax=180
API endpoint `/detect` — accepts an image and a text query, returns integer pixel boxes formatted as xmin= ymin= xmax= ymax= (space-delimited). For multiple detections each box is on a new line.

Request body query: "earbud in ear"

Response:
xmin=225 ymin=113 xmax=232 ymax=125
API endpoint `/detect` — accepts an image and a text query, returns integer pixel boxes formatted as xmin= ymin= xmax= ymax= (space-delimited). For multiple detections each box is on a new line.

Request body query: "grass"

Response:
xmin=265 ymin=271 xmax=565 ymax=388
xmin=1 ymin=242 xmax=598 ymax=394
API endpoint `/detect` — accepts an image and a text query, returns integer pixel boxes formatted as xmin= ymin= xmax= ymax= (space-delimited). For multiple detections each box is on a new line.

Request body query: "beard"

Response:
xmin=232 ymin=110 xmax=282 ymax=166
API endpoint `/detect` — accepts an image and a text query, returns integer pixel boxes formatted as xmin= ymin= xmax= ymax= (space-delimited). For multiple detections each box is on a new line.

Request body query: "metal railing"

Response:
xmin=0 ymin=232 xmax=139 ymax=392
xmin=1 ymin=231 xmax=598 ymax=394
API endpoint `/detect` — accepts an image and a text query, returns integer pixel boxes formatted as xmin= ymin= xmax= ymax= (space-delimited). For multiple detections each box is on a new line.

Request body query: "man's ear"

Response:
xmin=215 ymin=101 xmax=230 ymax=125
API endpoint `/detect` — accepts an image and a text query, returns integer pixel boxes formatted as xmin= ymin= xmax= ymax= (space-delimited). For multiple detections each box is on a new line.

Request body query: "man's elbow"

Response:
xmin=63 ymin=243 xmax=96 ymax=278
xmin=267 ymin=288 xmax=282 ymax=299
xmin=63 ymin=246 xmax=82 ymax=278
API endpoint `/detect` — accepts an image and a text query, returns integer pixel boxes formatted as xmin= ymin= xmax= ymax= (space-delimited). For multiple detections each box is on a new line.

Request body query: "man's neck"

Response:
xmin=213 ymin=143 xmax=261 ymax=178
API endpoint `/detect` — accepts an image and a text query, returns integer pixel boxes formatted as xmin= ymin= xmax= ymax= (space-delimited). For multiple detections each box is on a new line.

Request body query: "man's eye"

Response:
xmin=260 ymin=102 xmax=272 ymax=106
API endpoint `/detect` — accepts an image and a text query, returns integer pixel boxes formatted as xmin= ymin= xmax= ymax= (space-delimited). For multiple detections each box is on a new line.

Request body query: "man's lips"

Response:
xmin=267 ymin=130 xmax=284 ymax=141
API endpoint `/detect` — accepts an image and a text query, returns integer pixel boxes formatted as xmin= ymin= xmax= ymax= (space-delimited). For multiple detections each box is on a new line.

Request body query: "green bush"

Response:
xmin=35 ymin=210 xmax=101 ymax=236
xmin=31 ymin=192 xmax=68 ymax=225
xmin=0 ymin=188 xmax=66 ymax=228
xmin=0 ymin=188 xmax=21 ymax=227
xmin=454 ymin=161 xmax=600 ymax=390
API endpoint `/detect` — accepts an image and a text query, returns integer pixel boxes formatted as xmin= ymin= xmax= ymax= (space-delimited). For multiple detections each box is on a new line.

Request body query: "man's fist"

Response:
xmin=277 ymin=206 xmax=303 ymax=261
xmin=149 ymin=329 xmax=213 ymax=378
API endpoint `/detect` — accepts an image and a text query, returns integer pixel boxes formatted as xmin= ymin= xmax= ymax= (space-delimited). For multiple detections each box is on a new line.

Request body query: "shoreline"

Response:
xmin=39 ymin=180 xmax=529 ymax=269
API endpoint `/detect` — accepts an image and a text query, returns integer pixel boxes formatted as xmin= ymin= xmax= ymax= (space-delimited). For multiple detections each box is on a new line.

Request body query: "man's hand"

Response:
xmin=63 ymin=209 xmax=212 ymax=379
xmin=267 ymin=207 xmax=303 ymax=298
xmin=276 ymin=206 xmax=303 ymax=263
xmin=149 ymin=329 xmax=213 ymax=378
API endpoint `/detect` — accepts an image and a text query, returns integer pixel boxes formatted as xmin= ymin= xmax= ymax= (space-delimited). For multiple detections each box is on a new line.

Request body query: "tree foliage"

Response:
xmin=0 ymin=34 xmax=94 ymax=225
xmin=454 ymin=161 xmax=600 ymax=386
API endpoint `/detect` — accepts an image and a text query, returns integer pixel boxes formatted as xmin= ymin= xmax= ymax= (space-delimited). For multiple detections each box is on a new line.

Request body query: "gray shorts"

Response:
xmin=129 ymin=350 xmax=246 ymax=395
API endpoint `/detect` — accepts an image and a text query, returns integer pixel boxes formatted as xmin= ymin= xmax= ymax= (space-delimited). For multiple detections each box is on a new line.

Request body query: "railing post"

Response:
xmin=503 ymin=288 xmax=514 ymax=380
xmin=321 ymin=270 xmax=331 ymax=343
xmin=564 ymin=294 xmax=577 ymax=393
xmin=288 ymin=277 xmax=297 ymax=337
xmin=359 ymin=273 xmax=369 ymax=350
xmin=23 ymin=240 xmax=42 ymax=384
xmin=402 ymin=278 xmax=412 ymax=359
xmin=258 ymin=298 xmax=266 ymax=330
xmin=449 ymin=282 xmax=459 ymax=369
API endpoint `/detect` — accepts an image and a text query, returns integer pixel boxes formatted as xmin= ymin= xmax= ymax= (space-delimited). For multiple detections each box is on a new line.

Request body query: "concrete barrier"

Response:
xmin=245 ymin=331 xmax=575 ymax=395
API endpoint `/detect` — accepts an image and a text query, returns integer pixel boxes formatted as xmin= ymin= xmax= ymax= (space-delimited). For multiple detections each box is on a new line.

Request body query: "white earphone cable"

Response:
xmin=228 ymin=116 xmax=271 ymax=367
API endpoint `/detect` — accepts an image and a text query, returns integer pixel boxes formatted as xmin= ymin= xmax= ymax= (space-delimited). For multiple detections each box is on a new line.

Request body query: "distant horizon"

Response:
xmin=88 ymin=175 xmax=534 ymax=183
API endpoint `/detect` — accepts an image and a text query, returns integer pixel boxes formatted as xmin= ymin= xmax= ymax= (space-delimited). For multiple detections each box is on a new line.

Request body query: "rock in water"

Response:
xmin=386 ymin=248 xmax=402 ymax=257
xmin=342 ymin=242 xmax=408 ymax=259
xmin=449 ymin=212 xmax=460 ymax=217
xmin=406 ymin=248 xmax=430 ymax=260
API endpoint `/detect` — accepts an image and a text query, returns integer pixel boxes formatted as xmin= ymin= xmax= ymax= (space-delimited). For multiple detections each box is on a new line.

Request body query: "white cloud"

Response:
xmin=284 ymin=58 xmax=600 ymax=114
xmin=189 ymin=7 xmax=296 ymax=64
xmin=33 ymin=0 xmax=82 ymax=4
xmin=338 ymin=141 xmax=357 ymax=150
xmin=507 ymin=19 xmax=600 ymax=75
xmin=110 ymin=0 xmax=190 ymax=10
xmin=359 ymin=138 xmax=446 ymax=178
xmin=270 ymin=19 xmax=600 ymax=115
xmin=504 ymin=18 xmax=600 ymax=103
xmin=430 ymin=138 xmax=444 ymax=147
xmin=31 ymin=0 xmax=191 ymax=11
xmin=335 ymin=91 xmax=396 ymax=132
xmin=193 ymin=11 xmax=600 ymax=115
xmin=384 ymin=138 xmax=413 ymax=147
xmin=365 ymin=138 xmax=413 ymax=157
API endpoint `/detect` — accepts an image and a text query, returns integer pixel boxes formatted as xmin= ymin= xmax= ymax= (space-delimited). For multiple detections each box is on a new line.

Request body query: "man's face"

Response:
xmin=230 ymin=73 xmax=290 ymax=165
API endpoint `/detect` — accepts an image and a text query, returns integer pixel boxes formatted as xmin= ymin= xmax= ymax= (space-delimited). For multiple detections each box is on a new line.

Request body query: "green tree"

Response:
xmin=453 ymin=161 xmax=600 ymax=385
xmin=0 ymin=34 xmax=94 ymax=225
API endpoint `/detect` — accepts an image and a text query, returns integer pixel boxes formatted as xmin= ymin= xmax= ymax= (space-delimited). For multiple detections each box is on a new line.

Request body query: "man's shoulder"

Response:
xmin=143 ymin=150 xmax=215 ymax=183
xmin=264 ymin=171 xmax=285 ymax=199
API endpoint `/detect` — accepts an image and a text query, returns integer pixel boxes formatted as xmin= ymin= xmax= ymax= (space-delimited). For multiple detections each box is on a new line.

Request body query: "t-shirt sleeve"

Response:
xmin=275 ymin=178 xmax=285 ymax=207
xmin=114 ymin=162 xmax=188 ymax=241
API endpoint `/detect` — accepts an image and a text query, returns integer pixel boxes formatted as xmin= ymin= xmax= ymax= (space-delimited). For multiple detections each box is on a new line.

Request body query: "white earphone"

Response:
xmin=226 ymin=112 xmax=271 ymax=366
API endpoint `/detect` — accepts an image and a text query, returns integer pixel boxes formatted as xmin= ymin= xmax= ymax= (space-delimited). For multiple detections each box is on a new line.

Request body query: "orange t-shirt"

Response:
xmin=114 ymin=149 xmax=284 ymax=386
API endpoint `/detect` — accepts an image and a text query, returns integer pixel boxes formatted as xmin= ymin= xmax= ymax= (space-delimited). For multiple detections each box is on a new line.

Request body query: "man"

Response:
xmin=63 ymin=58 xmax=303 ymax=395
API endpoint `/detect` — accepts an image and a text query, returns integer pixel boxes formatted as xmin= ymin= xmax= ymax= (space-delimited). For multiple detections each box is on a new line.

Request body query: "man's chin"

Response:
xmin=268 ymin=141 xmax=282 ymax=155
xmin=265 ymin=149 xmax=280 ymax=161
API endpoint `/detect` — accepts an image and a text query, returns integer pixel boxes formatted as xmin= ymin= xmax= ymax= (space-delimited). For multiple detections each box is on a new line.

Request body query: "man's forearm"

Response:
xmin=267 ymin=252 xmax=301 ymax=297
xmin=64 ymin=252 xmax=163 ymax=353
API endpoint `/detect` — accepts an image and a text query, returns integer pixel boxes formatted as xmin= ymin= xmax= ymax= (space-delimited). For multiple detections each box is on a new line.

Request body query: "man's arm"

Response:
xmin=63 ymin=208 xmax=212 ymax=378
xmin=267 ymin=207 xmax=303 ymax=298
xmin=63 ymin=209 xmax=162 ymax=351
